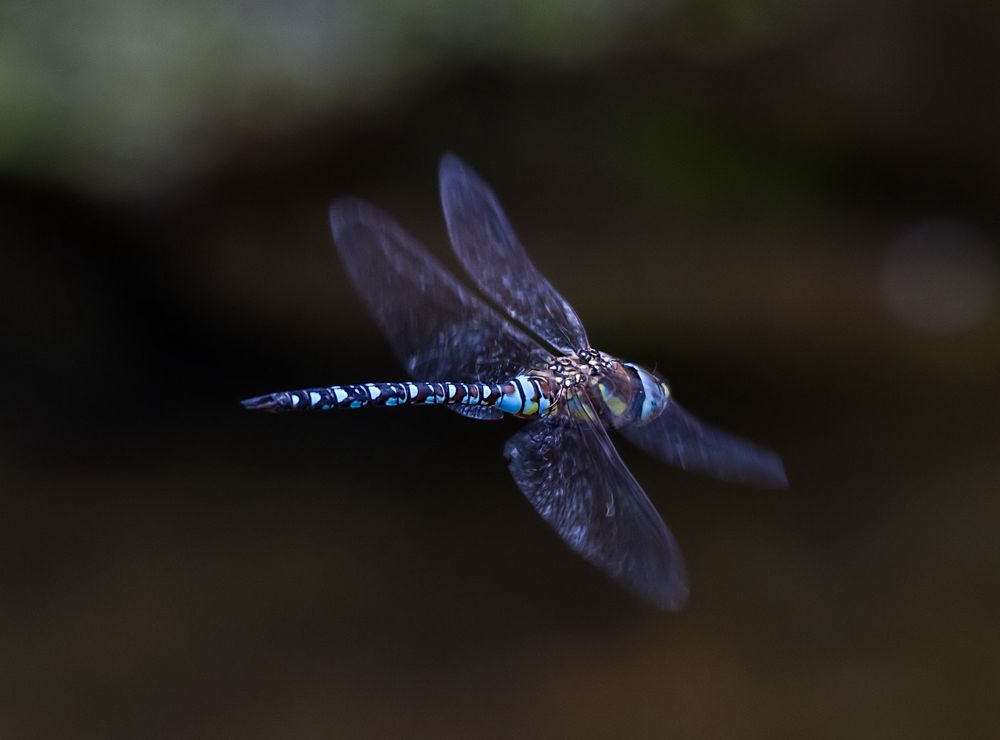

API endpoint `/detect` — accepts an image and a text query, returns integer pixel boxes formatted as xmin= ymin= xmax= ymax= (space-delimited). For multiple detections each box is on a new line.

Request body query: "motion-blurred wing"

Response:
xmin=330 ymin=199 xmax=551 ymax=413
xmin=439 ymin=152 xmax=589 ymax=354
xmin=620 ymin=399 xmax=788 ymax=489
xmin=505 ymin=397 xmax=688 ymax=611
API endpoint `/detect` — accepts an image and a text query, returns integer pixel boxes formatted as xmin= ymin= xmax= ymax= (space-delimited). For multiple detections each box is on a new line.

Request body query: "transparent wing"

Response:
xmin=504 ymin=395 xmax=688 ymax=611
xmin=620 ymin=399 xmax=788 ymax=489
xmin=329 ymin=199 xmax=551 ymax=401
xmin=439 ymin=152 xmax=589 ymax=354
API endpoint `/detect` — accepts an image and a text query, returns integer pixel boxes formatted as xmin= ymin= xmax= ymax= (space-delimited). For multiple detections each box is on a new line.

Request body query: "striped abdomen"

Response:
xmin=241 ymin=375 xmax=553 ymax=418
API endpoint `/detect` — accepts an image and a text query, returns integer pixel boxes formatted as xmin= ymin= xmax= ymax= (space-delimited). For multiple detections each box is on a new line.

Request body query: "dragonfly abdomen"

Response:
xmin=494 ymin=375 xmax=553 ymax=417
xmin=242 ymin=374 xmax=555 ymax=417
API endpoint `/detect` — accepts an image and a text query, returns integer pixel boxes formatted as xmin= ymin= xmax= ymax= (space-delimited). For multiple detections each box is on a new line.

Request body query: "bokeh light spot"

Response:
xmin=883 ymin=220 xmax=997 ymax=333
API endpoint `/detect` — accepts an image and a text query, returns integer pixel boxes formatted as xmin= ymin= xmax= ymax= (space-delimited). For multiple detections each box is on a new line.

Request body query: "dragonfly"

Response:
xmin=242 ymin=153 xmax=787 ymax=611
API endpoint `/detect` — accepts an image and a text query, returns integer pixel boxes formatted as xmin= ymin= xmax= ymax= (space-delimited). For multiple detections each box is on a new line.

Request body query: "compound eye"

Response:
xmin=635 ymin=366 xmax=669 ymax=424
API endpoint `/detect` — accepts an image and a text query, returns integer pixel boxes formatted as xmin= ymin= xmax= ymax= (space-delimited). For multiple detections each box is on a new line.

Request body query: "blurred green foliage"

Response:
xmin=0 ymin=0 xmax=832 ymax=194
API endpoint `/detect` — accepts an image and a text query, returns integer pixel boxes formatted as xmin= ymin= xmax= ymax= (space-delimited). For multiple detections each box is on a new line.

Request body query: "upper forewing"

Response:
xmin=504 ymin=396 xmax=688 ymax=611
xmin=438 ymin=153 xmax=589 ymax=353
xmin=620 ymin=399 xmax=788 ymax=489
xmin=329 ymin=198 xmax=551 ymax=394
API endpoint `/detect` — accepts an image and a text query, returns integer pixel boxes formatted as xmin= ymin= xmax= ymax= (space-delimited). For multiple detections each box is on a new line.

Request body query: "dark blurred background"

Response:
xmin=2 ymin=1 xmax=999 ymax=738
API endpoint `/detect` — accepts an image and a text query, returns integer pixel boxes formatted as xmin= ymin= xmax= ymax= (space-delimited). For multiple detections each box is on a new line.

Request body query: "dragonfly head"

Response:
xmin=623 ymin=362 xmax=671 ymax=425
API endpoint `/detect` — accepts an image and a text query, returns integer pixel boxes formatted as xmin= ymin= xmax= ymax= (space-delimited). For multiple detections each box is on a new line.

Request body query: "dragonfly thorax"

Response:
xmin=538 ymin=348 xmax=669 ymax=427
xmin=545 ymin=348 xmax=618 ymax=388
